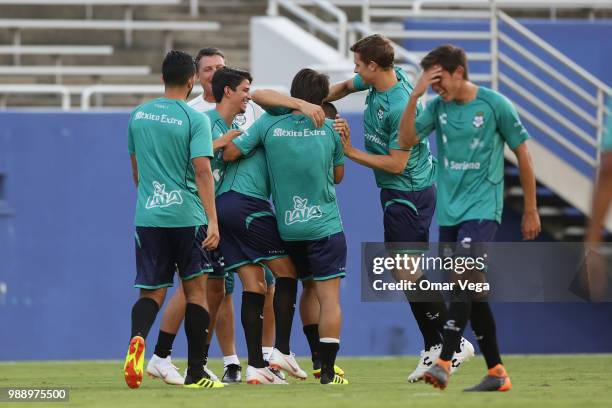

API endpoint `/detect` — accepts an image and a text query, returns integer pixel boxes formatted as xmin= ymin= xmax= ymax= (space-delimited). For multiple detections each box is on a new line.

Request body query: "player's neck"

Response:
xmin=164 ymin=87 xmax=189 ymax=101
xmin=217 ymin=102 xmax=240 ymax=127
xmin=202 ymin=91 xmax=216 ymax=104
xmin=454 ymin=81 xmax=479 ymax=104
xmin=372 ymin=69 xmax=398 ymax=92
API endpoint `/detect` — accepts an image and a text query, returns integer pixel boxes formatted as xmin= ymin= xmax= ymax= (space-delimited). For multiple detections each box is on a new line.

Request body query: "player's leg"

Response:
xmin=262 ymin=267 xmax=276 ymax=363
xmin=219 ymin=275 xmax=241 ymax=384
xmin=125 ymin=227 xmax=172 ymax=389
xmin=204 ymin=273 xmax=225 ymax=380
xmin=300 ymin=279 xmax=320 ymax=370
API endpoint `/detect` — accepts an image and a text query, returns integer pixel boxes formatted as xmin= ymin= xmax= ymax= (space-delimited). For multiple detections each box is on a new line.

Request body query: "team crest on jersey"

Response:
xmin=145 ymin=181 xmax=183 ymax=209
xmin=472 ymin=112 xmax=485 ymax=128
xmin=377 ymin=107 xmax=385 ymax=120
xmin=233 ymin=114 xmax=247 ymax=127
xmin=284 ymin=196 xmax=323 ymax=225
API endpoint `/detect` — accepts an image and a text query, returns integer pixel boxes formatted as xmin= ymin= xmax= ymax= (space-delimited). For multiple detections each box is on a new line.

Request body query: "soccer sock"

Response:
xmin=470 ymin=301 xmax=502 ymax=369
xmin=203 ymin=343 xmax=210 ymax=366
xmin=241 ymin=291 xmax=266 ymax=368
xmin=303 ymin=324 xmax=320 ymax=364
xmin=262 ymin=347 xmax=274 ymax=362
xmin=130 ymin=297 xmax=159 ymax=339
xmin=405 ymin=277 xmax=448 ymax=350
xmin=319 ymin=338 xmax=340 ymax=382
xmin=408 ymin=301 xmax=442 ymax=350
xmin=223 ymin=355 xmax=240 ymax=368
xmin=273 ymin=277 xmax=297 ymax=355
xmin=184 ymin=303 xmax=210 ymax=380
xmin=153 ymin=330 xmax=176 ymax=359
xmin=439 ymin=300 xmax=471 ymax=361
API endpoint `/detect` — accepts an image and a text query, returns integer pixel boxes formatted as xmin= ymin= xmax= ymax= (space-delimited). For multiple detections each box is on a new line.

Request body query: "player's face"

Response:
xmin=353 ymin=53 xmax=374 ymax=84
xmin=227 ymin=79 xmax=250 ymax=114
xmin=430 ymin=68 xmax=462 ymax=102
xmin=197 ymin=55 xmax=225 ymax=92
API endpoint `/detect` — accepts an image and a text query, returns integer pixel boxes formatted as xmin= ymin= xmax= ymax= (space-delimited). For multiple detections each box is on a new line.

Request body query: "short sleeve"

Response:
xmin=234 ymin=116 xmax=264 ymax=156
xmin=603 ymin=99 xmax=612 ymax=151
xmin=415 ymin=98 xmax=438 ymax=141
xmin=495 ymin=93 xmax=529 ymax=149
xmin=352 ymin=74 xmax=369 ymax=92
xmin=190 ymin=111 xmax=214 ymax=159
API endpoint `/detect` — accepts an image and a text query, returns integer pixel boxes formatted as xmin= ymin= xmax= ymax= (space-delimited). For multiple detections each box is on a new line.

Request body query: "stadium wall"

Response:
xmin=1 ymin=112 xmax=611 ymax=361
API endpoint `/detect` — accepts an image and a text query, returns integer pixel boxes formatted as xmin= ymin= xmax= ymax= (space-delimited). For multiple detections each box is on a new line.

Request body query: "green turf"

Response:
xmin=0 ymin=355 xmax=610 ymax=408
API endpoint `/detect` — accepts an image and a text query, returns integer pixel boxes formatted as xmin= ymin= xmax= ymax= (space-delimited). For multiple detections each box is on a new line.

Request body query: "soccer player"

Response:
xmin=123 ymin=50 xmax=224 ymax=389
xmin=398 ymin=44 xmax=541 ymax=391
xmin=224 ymin=68 xmax=349 ymax=385
xmin=326 ymin=34 xmax=473 ymax=381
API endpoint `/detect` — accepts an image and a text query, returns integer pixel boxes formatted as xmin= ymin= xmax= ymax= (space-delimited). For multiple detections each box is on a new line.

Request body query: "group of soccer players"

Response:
xmin=123 ymin=33 xmax=545 ymax=392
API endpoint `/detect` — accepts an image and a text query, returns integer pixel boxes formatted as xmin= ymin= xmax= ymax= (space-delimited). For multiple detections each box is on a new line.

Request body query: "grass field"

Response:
xmin=1 ymin=355 xmax=610 ymax=408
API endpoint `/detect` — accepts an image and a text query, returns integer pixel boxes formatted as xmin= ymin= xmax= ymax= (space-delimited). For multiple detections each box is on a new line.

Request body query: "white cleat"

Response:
xmin=146 ymin=354 xmax=184 ymax=385
xmin=268 ymin=349 xmax=308 ymax=380
xmin=407 ymin=344 xmax=441 ymax=383
xmin=450 ymin=337 xmax=475 ymax=374
xmin=246 ymin=366 xmax=288 ymax=385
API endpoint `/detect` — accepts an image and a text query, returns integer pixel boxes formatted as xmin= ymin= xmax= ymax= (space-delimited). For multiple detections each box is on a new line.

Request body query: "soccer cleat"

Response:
xmin=312 ymin=361 xmax=345 ymax=379
xmin=423 ymin=361 xmax=451 ymax=390
xmin=183 ymin=372 xmax=225 ymax=389
xmin=146 ymin=354 xmax=184 ymax=385
xmin=268 ymin=349 xmax=307 ymax=380
xmin=450 ymin=337 xmax=476 ymax=374
xmin=185 ymin=365 xmax=219 ymax=382
xmin=124 ymin=336 xmax=145 ymax=389
xmin=222 ymin=364 xmax=242 ymax=384
xmin=320 ymin=373 xmax=349 ymax=385
xmin=269 ymin=366 xmax=286 ymax=381
xmin=464 ymin=365 xmax=512 ymax=392
xmin=245 ymin=366 xmax=288 ymax=385
xmin=407 ymin=344 xmax=441 ymax=383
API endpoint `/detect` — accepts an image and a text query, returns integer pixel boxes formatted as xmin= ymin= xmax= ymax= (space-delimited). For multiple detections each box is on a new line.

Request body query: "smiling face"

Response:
xmin=226 ymin=78 xmax=250 ymax=114
xmin=430 ymin=65 xmax=465 ymax=102
xmin=353 ymin=52 xmax=375 ymax=85
xmin=196 ymin=54 xmax=225 ymax=96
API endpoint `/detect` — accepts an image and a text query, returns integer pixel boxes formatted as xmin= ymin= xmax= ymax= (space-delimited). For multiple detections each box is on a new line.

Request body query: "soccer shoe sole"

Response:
xmin=464 ymin=375 xmax=512 ymax=392
xmin=124 ymin=336 xmax=145 ymax=389
xmin=423 ymin=370 xmax=448 ymax=390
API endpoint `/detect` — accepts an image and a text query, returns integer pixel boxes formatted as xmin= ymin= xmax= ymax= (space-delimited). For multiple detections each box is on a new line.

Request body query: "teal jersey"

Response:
xmin=416 ymin=87 xmax=529 ymax=226
xmin=204 ymin=109 xmax=235 ymax=192
xmin=234 ymin=113 xmax=345 ymax=241
xmin=603 ymin=99 xmax=612 ymax=151
xmin=217 ymin=146 xmax=271 ymax=201
xmin=128 ymin=98 xmax=213 ymax=227
xmin=353 ymin=67 xmax=436 ymax=192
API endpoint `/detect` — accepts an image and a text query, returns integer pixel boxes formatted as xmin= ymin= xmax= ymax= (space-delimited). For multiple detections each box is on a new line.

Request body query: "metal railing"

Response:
xmin=268 ymin=0 xmax=348 ymax=56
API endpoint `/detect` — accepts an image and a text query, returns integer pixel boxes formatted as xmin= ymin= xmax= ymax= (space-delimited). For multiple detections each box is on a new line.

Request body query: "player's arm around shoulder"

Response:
xmin=251 ymin=89 xmax=325 ymax=128
xmin=326 ymin=76 xmax=360 ymax=103
xmin=223 ymin=117 xmax=265 ymax=162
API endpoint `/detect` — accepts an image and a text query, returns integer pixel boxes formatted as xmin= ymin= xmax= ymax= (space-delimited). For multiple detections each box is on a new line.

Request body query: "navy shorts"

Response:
xmin=134 ymin=225 xmax=214 ymax=289
xmin=225 ymin=265 xmax=275 ymax=295
xmin=283 ymin=232 xmax=347 ymax=281
xmin=380 ymin=186 xmax=436 ymax=243
xmin=439 ymin=219 xmax=499 ymax=258
xmin=217 ymin=191 xmax=287 ymax=271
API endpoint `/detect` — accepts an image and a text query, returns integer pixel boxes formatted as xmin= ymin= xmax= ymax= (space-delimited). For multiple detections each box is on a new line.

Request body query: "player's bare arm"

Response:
xmin=514 ymin=142 xmax=541 ymax=241
xmin=326 ymin=78 xmax=357 ymax=102
xmin=193 ymin=156 xmax=220 ymax=250
xmin=222 ymin=141 xmax=243 ymax=162
xmin=130 ymin=154 xmax=138 ymax=186
xmin=213 ymin=129 xmax=242 ymax=151
xmin=251 ymin=89 xmax=325 ymax=128
xmin=585 ymin=152 xmax=612 ymax=242
xmin=398 ymin=66 xmax=442 ymax=149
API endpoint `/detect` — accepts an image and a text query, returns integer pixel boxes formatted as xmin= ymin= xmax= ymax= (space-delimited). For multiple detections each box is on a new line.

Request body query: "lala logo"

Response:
xmin=145 ymin=181 xmax=183 ymax=209
xmin=284 ymin=196 xmax=323 ymax=226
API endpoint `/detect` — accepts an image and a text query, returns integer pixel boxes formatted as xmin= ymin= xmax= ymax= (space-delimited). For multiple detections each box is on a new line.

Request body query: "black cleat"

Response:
xmin=222 ymin=364 xmax=242 ymax=384
xmin=423 ymin=363 xmax=450 ymax=390
xmin=464 ymin=374 xmax=512 ymax=392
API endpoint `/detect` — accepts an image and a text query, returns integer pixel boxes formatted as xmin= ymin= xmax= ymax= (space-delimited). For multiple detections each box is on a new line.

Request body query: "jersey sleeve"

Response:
xmin=603 ymin=100 xmax=612 ymax=151
xmin=234 ymin=116 xmax=264 ymax=156
xmin=495 ymin=93 xmax=530 ymax=149
xmin=190 ymin=111 xmax=214 ymax=159
xmin=415 ymin=98 xmax=437 ymax=141
xmin=352 ymin=74 xmax=369 ymax=92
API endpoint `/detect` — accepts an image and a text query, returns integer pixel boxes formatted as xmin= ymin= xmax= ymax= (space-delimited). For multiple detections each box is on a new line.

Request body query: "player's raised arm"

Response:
xmin=326 ymin=78 xmax=358 ymax=102
xmin=251 ymin=89 xmax=325 ymax=128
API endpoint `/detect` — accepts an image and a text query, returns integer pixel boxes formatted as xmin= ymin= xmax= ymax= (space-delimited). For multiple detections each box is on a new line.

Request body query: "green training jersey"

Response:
xmin=353 ymin=67 xmax=436 ymax=192
xmin=415 ymin=86 xmax=529 ymax=226
xmin=217 ymin=145 xmax=270 ymax=201
xmin=233 ymin=113 xmax=344 ymax=241
xmin=128 ymin=98 xmax=213 ymax=227
xmin=204 ymin=109 xmax=235 ymax=193
xmin=603 ymin=99 xmax=612 ymax=151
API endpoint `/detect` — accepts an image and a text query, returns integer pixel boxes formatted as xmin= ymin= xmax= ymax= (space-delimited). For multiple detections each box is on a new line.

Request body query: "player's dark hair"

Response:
xmin=322 ymin=102 xmax=338 ymax=119
xmin=162 ymin=50 xmax=196 ymax=87
xmin=350 ymin=34 xmax=395 ymax=70
xmin=290 ymin=68 xmax=329 ymax=106
xmin=420 ymin=44 xmax=469 ymax=80
xmin=211 ymin=67 xmax=252 ymax=103
xmin=194 ymin=47 xmax=225 ymax=70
